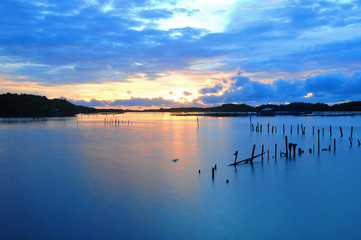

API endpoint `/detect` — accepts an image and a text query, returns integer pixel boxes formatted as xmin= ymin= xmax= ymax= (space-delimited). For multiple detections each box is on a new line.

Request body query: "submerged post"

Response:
xmin=297 ymin=124 xmax=299 ymax=135
xmin=334 ymin=138 xmax=336 ymax=152
xmin=262 ymin=145 xmax=264 ymax=161
xmin=283 ymin=124 xmax=285 ymax=134
xmin=285 ymin=136 xmax=288 ymax=157
xmin=318 ymin=129 xmax=320 ymax=153
xmin=290 ymin=125 xmax=293 ymax=134
xmin=313 ymin=126 xmax=314 ymax=135
xmin=349 ymin=137 xmax=353 ymax=147
xmin=340 ymin=127 xmax=343 ymax=137
xmin=330 ymin=125 xmax=332 ymax=137
xmin=275 ymin=144 xmax=277 ymax=160
xmin=351 ymin=126 xmax=353 ymax=139
xmin=234 ymin=151 xmax=238 ymax=165
xmin=250 ymin=144 xmax=256 ymax=165
xmin=322 ymin=128 xmax=324 ymax=136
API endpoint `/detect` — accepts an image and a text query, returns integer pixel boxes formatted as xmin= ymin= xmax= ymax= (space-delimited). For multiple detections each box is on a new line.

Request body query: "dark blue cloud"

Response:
xmin=199 ymin=71 xmax=361 ymax=106
xmin=183 ymin=91 xmax=192 ymax=96
xmin=198 ymin=84 xmax=223 ymax=94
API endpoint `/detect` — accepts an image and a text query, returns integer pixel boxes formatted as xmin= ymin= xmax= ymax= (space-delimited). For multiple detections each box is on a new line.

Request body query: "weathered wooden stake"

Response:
xmin=334 ymin=138 xmax=336 ymax=152
xmin=298 ymin=148 xmax=302 ymax=155
xmin=212 ymin=167 xmax=215 ymax=180
xmin=349 ymin=137 xmax=352 ymax=147
xmin=262 ymin=145 xmax=264 ymax=161
xmin=293 ymin=144 xmax=297 ymax=157
xmin=297 ymin=124 xmax=299 ymax=135
xmin=234 ymin=151 xmax=238 ymax=165
xmin=250 ymin=115 xmax=252 ymax=132
xmin=275 ymin=144 xmax=277 ymax=159
xmin=285 ymin=136 xmax=288 ymax=157
xmin=340 ymin=126 xmax=343 ymax=137
xmin=272 ymin=126 xmax=274 ymax=133
xmin=318 ymin=129 xmax=320 ymax=153
xmin=250 ymin=144 xmax=256 ymax=164
xmin=313 ymin=126 xmax=315 ymax=135
xmin=330 ymin=125 xmax=332 ymax=137
xmin=283 ymin=124 xmax=285 ymax=134
xmin=358 ymin=139 xmax=360 ymax=146
xmin=268 ymin=123 xmax=270 ymax=133
xmin=351 ymin=126 xmax=353 ymax=138
xmin=290 ymin=125 xmax=293 ymax=134
xmin=260 ymin=125 xmax=262 ymax=133
xmin=267 ymin=150 xmax=269 ymax=160
xmin=322 ymin=128 xmax=324 ymax=136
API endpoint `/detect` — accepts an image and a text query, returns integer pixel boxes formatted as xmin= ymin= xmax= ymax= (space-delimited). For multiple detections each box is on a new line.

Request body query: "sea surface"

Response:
xmin=1 ymin=113 xmax=361 ymax=239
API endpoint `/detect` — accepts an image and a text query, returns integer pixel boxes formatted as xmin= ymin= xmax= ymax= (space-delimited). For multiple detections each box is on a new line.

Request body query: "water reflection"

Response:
xmin=1 ymin=113 xmax=361 ymax=239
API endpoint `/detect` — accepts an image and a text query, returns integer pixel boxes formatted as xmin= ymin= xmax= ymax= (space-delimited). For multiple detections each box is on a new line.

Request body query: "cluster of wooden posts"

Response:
xmin=237 ymin=123 xmax=360 ymax=167
xmin=204 ymin=122 xmax=360 ymax=182
xmin=104 ymin=118 xmax=131 ymax=126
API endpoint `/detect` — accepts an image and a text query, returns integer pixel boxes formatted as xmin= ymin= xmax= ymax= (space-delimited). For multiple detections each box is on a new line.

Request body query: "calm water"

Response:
xmin=1 ymin=113 xmax=361 ymax=239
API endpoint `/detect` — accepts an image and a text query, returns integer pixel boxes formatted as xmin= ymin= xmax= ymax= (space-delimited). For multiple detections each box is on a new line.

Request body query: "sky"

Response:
xmin=1 ymin=0 xmax=361 ymax=109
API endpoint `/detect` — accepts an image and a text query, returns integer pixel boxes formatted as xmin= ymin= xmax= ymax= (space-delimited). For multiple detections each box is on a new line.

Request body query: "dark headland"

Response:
xmin=0 ymin=93 xmax=123 ymax=118
xmin=1 ymin=92 xmax=361 ymax=117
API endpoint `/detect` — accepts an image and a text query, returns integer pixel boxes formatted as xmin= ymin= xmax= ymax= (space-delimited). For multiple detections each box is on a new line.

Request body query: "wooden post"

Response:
xmin=340 ymin=127 xmax=343 ymax=137
xmin=283 ymin=124 xmax=285 ymax=134
xmin=330 ymin=125 xmax=332 ymax=137
xmin=351 ymin=126 xmax=353 ymax=139
xmin=358 ymin=139 xmax=360 ymax=146
xmin=297 ymin=124 xmax=300 ymax=135
xmin=349 ymin=137 xmax=352 ymax=147
xmin=251 ymin=144 xmax=256 ymax=158
xmin=298 ymin=148 xmax=302 ymax=155
xmin=250 ymin=115 xmax=252 ymax=132
xmin=322 ymin=128 xmax=324 ymax=136
xmin=318 ymin=129 xmax=320 ymax=153
xmin=262 ymin=145 xmax=264 ymax=161
xmin=285 ymin=136 xmax=288 ymax=157
xmin=293 ymin=144 xmax=297 ymax=157
xmin=313 ymin=126 xmax=314 ymax=135
xmin=260 ymin=124 xmax=262 ymax=133
xmin=267 ymin=150 xmax=269 ymax=160
xmin=268 ymin=123 xmax=270 ymax=133
xmin=272 ymin=126 xmax=274 ymax=133
xmin=275 ymin=144 xmax=277 ymax=159
xmin=290 ymin=125 xmax=292 ymax=134
xmin=334 ymin=138 xmax=336 ymax=152
xmin=212 ymin=167 xmax=215 ymax=180
xmin=250 ymin=144 xmax=256 ymax=165
xmin=288 ymin=143 xmax=292 ymax=156
xmin=234 ymin=151 xmax=238 ymax=165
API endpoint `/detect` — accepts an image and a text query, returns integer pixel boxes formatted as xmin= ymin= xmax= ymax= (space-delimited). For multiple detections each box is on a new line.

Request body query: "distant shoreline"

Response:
xmin=2 ymin=92 xmax=361 ymax=118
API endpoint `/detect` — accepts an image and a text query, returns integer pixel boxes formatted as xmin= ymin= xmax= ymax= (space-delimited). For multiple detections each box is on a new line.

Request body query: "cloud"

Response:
xmin=182 ymin=91 xmax=192 ymax=96
xmin=199 ymin=71 xmax=361 ymax=106
xmin=198 ymin=84 xmax=223 ymax=94
xmin=70 ymin=97 xmax=196 ymax=108
xmin=1 ymin=0 xmax=361 ymax=106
